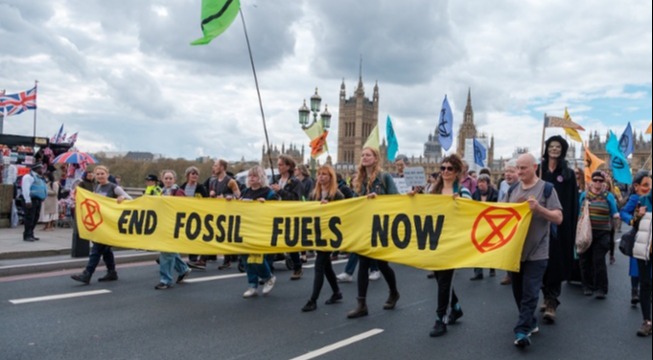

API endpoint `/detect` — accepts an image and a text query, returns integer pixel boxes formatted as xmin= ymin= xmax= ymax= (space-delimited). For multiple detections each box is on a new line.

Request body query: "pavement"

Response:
xmin=0 ymin=225 xmax=157 ymax=277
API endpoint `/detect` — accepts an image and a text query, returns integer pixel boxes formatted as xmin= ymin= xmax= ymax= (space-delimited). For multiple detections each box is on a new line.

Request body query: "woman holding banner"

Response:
xmin=425 ymin=154 xmax=470 ymax=337
xmin=301 ymin=165 xmax=344 ymax=312
xmin=71 ymin=165 xmax=132 ymax=285
xmin=347 ymin=147 xmax=400 ymax=319
xmin=239 ymin=166 xmax=279 ymax=298
xmin=155 ymin=170 xmax=192 ymax=290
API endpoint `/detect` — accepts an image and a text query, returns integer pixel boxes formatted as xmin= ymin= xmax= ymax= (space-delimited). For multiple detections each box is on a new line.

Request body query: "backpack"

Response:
xmin=506 ymin=181 xmax=554 ymax=202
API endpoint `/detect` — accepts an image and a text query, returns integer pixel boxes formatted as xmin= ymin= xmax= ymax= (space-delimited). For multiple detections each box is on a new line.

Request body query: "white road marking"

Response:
xmin=9 ymin=289 xmax=112 ymax=305
xmin=183 ymin=273 xmax=246 ymax=283
xmin=289 ymin=328 xmax=384 ymax=360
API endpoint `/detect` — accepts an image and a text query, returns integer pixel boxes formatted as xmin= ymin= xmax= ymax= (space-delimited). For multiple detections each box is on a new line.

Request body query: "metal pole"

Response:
xmin=238 ymin=10 xmax=275 ymax=180
xmin=33 ymin=80 xmax=38 ymax=137
xmin=539 ymin=113 xmax=547 ymax=178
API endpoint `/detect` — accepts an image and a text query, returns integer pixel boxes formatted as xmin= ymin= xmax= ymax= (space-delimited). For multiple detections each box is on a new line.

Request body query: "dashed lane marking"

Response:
xmin=9 ymin=289 xmax=112 ymax=305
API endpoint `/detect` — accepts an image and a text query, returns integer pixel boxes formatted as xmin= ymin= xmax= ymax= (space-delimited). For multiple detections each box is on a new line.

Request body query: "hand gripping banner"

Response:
xmin=76 ymin=189 xmax=533 ymax=271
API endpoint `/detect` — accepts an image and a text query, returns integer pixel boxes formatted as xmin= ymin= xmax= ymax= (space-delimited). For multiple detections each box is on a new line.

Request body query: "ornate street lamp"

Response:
xmin=298 ymin=87 xmax=330 ymax=178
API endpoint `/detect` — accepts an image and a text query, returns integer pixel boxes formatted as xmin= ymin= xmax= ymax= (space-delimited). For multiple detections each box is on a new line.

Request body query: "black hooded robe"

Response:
xmin=539 ymin=135 xmax=580 ymax=283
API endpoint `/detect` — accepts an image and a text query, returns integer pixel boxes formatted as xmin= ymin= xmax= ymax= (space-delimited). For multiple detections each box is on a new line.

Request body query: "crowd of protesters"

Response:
xmin=13 ymin=136 xmax=651 ymax=348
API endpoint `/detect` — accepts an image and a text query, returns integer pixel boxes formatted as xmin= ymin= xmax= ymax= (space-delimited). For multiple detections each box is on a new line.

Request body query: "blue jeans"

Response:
xmin=159 ymin=252 xmax=189 ymax=285
xmin=243 ymin=255 xmax=272 ymax=288
xmin=511 ymin=260 xmax=548 ymax=335
xmin=85 ymin=243 xmax=115 ymax=275
xmin=344 ymin=253 xmax=379 ymax=275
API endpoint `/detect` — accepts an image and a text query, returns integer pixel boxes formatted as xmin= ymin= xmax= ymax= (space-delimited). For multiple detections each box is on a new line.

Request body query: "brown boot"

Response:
xmin=347 ymin=297 xmax=368 ymax=318
xmin=543 ymin=300 xmax=557 ymax=324
xmin=383 ymin=290 xmax=400 ymax=310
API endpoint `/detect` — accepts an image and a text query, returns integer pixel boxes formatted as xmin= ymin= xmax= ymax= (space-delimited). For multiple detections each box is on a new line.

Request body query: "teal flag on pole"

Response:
xmin=386 ymin=115 xmax=399 ymax=162
xmin=606 ymin=131 xmax=632 ymax=184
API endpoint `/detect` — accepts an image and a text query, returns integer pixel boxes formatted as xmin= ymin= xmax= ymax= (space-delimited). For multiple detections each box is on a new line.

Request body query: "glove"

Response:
xmin=24 ymin=202 xmax=33 ymax=209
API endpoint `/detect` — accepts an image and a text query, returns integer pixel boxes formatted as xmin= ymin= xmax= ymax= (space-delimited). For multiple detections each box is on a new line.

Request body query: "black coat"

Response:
xmin=472 ymin=186 xmax=499 ymax=203
xmin=540 ymin=135 xmax=580 ymax=282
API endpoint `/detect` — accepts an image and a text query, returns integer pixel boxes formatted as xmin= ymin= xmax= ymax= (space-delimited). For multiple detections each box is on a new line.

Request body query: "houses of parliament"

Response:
xmin=262 ymin=74 xmax=650 ymax=179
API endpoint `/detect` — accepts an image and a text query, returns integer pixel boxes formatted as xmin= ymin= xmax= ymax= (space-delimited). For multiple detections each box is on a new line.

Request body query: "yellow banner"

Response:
xmin=75 ymin=189 xmax=533 ymax=271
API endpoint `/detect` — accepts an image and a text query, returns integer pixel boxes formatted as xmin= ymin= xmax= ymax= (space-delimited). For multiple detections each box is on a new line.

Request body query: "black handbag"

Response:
xmin=619 ymin=220 xmax=639 ymax=257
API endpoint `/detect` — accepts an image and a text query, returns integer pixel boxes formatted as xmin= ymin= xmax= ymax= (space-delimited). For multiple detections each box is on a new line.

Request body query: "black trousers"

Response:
xmin=434 ymin=270 xmax=459 ymax=319
xmin=357 ymin=256 xmax=397 ymax=298
xmin=310 ymin=251 xmax=339 ymax=301
xmin=637 ymin=259 xmax=652 ymax=321
xmin=580 ymin=230 xmax=611 ymax=293
xmin=23 ymin=198 xmax=42 ymax=240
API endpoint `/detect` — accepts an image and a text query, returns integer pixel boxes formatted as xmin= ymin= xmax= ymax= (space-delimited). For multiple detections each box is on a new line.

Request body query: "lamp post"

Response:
xmin=298 ymin=87 xmax=331 ymax=178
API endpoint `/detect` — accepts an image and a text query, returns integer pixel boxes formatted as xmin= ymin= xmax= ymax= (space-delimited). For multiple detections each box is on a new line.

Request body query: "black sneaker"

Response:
xmin=430 ymin=319 xmax=447 ymax=337
xmin=155 ymin=283 xmax=172 ymax=290
xmin=97 ymin=271 xmax=118 ymax=282
xmin=302 ymin=300 xmax=317 ymax=312
xmin=448 ymin=306 xmax=464 ymax=325
xmin=325 ymin=292 xmax=343 ymax=305
xmin=595 ymin=290 xmax=606 ymax=300
xmin=71 ymin=271 xmax=91 ymax=284
xmin=176 ymin=268 xmax=192 ymax=283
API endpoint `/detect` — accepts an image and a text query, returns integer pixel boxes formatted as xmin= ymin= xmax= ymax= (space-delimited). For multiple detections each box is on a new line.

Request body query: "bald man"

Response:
xmin=507 ymin=154 xmax=563 ymax=348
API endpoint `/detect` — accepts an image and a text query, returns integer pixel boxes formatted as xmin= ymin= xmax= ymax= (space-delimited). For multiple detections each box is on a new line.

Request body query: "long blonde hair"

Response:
xmin=312 ymin=165 xmax=338 ymax=200
xmin=354 ymin=147 xmax=382 ymax=194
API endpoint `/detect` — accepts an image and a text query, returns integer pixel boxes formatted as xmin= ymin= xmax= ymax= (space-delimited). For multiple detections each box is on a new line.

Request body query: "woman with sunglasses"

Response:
xmin=578 ymin=171 xmax=620 ymax=299
xmin=424 ymin=154 xmax=471 ymax=337
xmin=301 ymin=165 xmax=344 ymax=312
xmin=347 ymin=147 xmax=400 ymax=319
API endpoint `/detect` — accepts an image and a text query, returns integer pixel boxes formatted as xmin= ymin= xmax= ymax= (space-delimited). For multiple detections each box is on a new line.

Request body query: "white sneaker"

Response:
xmin=243 ymin=287 xmax=258 ymax=298
xmin=369 ymin=271 xmax=381 ymax=281
xmin=337 ymin=273 xmax=353 ymax=282
xmin=262 ymin=276 xmax=276 ymax=295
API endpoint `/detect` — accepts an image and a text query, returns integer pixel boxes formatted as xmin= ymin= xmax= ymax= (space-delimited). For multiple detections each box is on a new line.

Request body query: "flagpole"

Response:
xmin=539 ymin=113 xmax=547 ymax=178
xmin=238 ymin=9 xmax=275 ymax=179
xmin=642 ymin=153 xmax=652 ymax=171
xmin=33 ymin=80 xmax=38 ymax=137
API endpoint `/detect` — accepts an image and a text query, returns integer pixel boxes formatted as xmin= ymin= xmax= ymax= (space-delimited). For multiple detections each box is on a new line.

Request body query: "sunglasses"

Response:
xmin=440 ymin=166 xmax=455 ymax=172
xmin=592 ymin=178 xmax=604 ymax=183
xmin=189 ymin=171 xmax=198 ymax=175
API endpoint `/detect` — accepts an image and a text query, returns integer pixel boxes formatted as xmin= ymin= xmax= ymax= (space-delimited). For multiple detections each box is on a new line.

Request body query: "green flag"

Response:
xmin=191 ymin=0 xmax=241 ymax=46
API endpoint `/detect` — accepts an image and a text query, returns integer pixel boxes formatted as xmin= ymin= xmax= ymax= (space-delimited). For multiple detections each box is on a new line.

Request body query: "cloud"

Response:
xmin=1 ymin=0 xmax=650 ymax=164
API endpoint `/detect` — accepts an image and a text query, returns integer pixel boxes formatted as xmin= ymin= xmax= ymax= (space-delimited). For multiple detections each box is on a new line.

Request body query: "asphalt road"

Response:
xmin=0 ymin=256 xmax=650 ymax=360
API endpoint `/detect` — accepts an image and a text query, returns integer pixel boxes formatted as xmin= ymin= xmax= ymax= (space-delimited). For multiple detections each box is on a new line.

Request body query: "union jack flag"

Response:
xmin=67 ymin=132 xmax=78 ymax=144
xmin=0 ymin=87 xmax=37 ymax=116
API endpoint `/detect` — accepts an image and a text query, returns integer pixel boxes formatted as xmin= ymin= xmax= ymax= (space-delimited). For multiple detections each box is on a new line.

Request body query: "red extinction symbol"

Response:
xmin=471 ymin=207 xmax=522 ymax=253
xmin=81 ymin=199 xmax=103 ymax=232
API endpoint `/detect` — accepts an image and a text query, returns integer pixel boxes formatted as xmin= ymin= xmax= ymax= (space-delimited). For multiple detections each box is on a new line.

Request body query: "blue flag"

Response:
xmin=386 ymin=115 xmax=399 ymax=162
xmin=438 ymin=95 xmax=453 ymax=151
xmin=619 ymin=122 xmax=634 ymax=158
xmin=473 ymin=138 xmax=487 ymax=168
xmin=606 ymin=131 xmax=632 ymax=184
